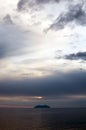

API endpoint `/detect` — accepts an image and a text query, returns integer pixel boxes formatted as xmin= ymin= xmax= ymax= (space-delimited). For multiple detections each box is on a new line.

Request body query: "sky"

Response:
xmin=0 ymin=0 xmax=86 ymax=108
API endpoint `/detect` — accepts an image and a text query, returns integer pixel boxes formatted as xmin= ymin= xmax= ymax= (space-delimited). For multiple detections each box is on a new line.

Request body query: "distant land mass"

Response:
xmin=34 ymin=105 xmax=50 ymax=108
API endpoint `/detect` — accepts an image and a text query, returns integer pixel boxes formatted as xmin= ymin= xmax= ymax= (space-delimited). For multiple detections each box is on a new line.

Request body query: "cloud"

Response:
xmin=48 ymin=3 xmax=86 ymax=30
xmin=0 ymin=23 xmax=39 ymax=59
xmin=0 ymin=24 xmax=26 ymax=58
xmin=35 ymin=0 xmax=61 ymax=4
xmin=3 ymin=14 xmax=14 ymax=25
xmin=65 ymin=52 xmax=86 ymax=60
xmin=0 ymin=70 xmax=86 ymax=98
xmin=17 ymin=0 xmax=65 ymax=11
xmin=17 ymin=0 xmax=29 ymax=11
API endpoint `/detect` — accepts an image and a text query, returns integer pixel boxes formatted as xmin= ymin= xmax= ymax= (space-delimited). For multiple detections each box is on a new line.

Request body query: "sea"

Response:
xmin=0 ymin=108 xmax=86 ymax=130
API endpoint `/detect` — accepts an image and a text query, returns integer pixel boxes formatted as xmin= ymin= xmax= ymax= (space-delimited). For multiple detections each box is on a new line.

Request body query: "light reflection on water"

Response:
xmin=0 ymin=108 xmax=86 ymax=130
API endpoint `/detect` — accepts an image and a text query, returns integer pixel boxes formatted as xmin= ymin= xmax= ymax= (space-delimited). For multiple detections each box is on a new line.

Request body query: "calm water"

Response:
xmin=0 ymin=108 xmax=86 ymax=130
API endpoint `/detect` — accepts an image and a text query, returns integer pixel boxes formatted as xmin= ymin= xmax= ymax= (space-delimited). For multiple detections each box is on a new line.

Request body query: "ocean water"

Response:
xmin=0 ymin=108 xmax=86 ymax=130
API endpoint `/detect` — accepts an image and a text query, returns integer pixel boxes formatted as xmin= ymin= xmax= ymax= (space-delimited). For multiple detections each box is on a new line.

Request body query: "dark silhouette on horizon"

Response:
xmin=34 ymin=105 xmax=50 ymax=108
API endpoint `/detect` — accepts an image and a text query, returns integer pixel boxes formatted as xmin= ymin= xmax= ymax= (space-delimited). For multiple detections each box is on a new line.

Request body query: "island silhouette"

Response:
xmin=34 ymin=105 xmax=50 ymax=108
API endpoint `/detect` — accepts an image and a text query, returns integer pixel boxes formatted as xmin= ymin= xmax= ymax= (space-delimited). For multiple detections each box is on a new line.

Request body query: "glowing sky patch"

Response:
xmin=0 ymin=96 xmax=43 ymax=102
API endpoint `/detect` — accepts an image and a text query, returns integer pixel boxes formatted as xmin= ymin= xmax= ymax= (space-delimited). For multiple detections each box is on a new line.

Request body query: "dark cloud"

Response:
xmin=3 ymin=15 xmax=14 ymax=25
xmin=17 ymin=0 xmax=65 ymax=11
xmin=0 ymin=70 xmax=86 ymax=97
xmin=49 ymin=3 xmax=86 ymax=30
xmin=65 ymin=52 xmax=86 ymax=60
xmin=35 ymin=0 xmax=60 ymax=4
xmin=17 ymin=0 xmax=29 ymax=11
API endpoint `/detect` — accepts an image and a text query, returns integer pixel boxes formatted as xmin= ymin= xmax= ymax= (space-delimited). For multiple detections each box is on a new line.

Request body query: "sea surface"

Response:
xmin=0 ymin=108 xmax=86 ymax=130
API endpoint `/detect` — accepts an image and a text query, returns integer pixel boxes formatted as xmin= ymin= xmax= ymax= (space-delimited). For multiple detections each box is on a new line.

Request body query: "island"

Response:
xmin=34 ymin=105 xmax=50 ymax=108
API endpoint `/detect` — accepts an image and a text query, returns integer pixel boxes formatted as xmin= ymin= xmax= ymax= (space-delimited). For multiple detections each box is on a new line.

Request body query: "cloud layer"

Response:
xmin=0 ymin=70 xmax=86 ymax=97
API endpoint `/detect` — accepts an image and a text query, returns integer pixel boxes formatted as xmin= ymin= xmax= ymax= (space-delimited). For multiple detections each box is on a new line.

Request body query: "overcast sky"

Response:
xmin=0 ymin=0 xmax=86 ymax=108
